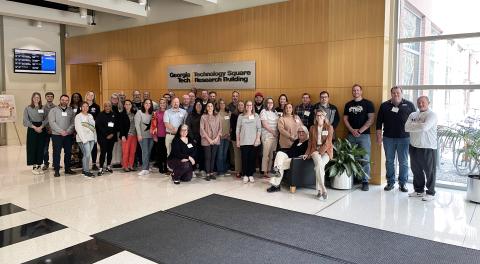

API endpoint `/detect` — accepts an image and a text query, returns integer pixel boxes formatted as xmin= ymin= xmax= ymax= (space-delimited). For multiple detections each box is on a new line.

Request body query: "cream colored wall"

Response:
xmin=3 ymin=17 xmax=63 ymax=145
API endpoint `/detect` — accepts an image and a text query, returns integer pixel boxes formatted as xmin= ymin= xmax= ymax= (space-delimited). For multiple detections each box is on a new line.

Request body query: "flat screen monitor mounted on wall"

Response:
xmin=13 ymin=49 xmax=56 ymax=74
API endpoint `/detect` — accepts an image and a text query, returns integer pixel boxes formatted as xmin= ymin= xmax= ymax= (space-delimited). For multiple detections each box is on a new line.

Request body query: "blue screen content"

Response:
xmin=41 ymin=55 xmax=56 ymax=72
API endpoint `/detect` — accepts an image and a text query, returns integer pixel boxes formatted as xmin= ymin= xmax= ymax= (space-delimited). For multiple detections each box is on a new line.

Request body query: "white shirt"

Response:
xmin=404 ymin=109 xmax=437 ymax=149
xmin=260 ymin=109 xmax=278 ymax=140
xmin=74 ymin=113 xmax=96 ymax=143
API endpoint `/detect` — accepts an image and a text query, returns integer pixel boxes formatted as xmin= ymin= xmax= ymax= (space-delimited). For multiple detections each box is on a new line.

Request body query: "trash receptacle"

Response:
xmin=466 ymin=175 xmax=480 ymax=203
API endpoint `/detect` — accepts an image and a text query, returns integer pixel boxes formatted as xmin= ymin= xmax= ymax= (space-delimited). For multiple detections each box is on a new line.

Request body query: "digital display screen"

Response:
xmin=14 ymin=49 xmax=56 ymax=74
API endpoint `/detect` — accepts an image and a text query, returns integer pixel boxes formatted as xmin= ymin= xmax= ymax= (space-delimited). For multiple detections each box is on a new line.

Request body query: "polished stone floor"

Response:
xmin=0 ymin=145 xmax=479 ymax=263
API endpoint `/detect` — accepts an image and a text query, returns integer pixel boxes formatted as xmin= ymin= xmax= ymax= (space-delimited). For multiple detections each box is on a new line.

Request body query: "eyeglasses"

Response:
xmin=297 ymin=131 xmax=305 ymax=133
xmin=320 ymin=96 xmax=329 ymax=99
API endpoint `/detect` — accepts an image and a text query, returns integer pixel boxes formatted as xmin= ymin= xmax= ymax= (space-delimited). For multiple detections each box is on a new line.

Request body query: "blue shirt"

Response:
xmin=164 ymin=107 xmax=187 ymax=133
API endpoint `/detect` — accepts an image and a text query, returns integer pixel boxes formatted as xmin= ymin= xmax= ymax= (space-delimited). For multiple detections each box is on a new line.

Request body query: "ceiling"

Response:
xmin=0 ymin=0 xmax=288 ymax=36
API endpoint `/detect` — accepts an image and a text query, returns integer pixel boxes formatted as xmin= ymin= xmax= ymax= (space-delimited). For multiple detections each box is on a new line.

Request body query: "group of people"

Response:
xmin=23 ymin=84 xmax=437 ymax=201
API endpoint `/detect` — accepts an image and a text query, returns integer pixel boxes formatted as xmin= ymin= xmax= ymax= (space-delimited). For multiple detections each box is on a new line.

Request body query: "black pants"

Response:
xmin=99 ymin=139 xmax=115 ymax=168
xmin=409 ymin=145 xmax=437 ymax=195
xmin=241 ymin=145 xmax=256 ymax=177
xmin=135 ymin=142 xmax=142 ymax=166
xmin=52 ymin=134 xmax=72 ymax=171
xmin=26 ymin=126 xmax=46 ymax=166
xmin=167 ymin=159 xmax=193 ymax=182
xmin=91 ymin=143 xmax=98 ymax=165
xmin=156 ymin=137 xmax=167 ymax=172
xmin=204 ymin=145 xmax=219 ymax=174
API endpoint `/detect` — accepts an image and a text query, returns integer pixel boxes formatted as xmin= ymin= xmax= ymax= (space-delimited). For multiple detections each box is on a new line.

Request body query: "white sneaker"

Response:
xmin=138 ymin=170 xmax=150 ymax=176
xmin=249 ymin=176 xmax=255 ymax=183
xmin=36 ymin=167 xmax=44 ymax=174
xmin=408 ymin=191 xmax=425 ymax=198
xmin=422 ymin=194 xmax=435 ymax=201
xmin=243 ymin=176 xmax=249 ymax=183
xmin=32 ymin=167 xmax=39 ymax=175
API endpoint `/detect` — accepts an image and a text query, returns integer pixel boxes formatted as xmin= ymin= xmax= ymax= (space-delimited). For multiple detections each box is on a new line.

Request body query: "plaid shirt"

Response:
xmin=295 ymin=103 xmax=314 ymax=127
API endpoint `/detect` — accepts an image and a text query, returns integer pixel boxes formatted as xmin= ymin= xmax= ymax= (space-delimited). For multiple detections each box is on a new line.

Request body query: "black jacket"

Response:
xmin=88 ymin=103 xmax=101 ymax=119
xmin=283 ymin=139 xmax=309 ymax=158
xmin=96 ymin=111 xmax=118 ymax=142
xmin=118 ymin=111 xmax=132 ymax=139
xmin=168 ymin=137 xmax=196 ymax=160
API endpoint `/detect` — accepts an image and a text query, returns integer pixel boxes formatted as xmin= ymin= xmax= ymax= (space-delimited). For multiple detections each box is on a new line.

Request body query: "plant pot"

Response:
xmin=466 ymin=174 xmax=480 ymax=203
xmin=330 ymin=171 xmax=354 ymax=190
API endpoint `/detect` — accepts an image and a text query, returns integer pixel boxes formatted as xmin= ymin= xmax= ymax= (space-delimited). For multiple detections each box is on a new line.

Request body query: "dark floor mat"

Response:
xmin=167 ymin=194 xmax=480 ymax=264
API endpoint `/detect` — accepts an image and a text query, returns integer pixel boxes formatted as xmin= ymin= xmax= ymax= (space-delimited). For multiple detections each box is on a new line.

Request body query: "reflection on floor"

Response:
xmin=0 ymin=145 xmax=479 ymax=263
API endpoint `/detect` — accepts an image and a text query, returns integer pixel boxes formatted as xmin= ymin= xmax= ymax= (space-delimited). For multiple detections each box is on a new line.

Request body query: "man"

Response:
xmin=209 ymin=91 xmax=217 ymax=105
xmin=48 ymin=94 xmax=76 ymax=177
xmin=405 ymin=96 xmax=438 ymax=201
xmin=190 ymin=87 xmax=198 ymax=98
xmin=181 ymin=94 xmax=193 ymax=113
xmin=143 ymin=91 xmax=159 ymax=111
xmin=227 ymin=91 xmax=240 ymax=113
xmin=132 ymin=90 xmax=143 ymax=110
xmin=163 ymin=93 xmax=172 ymax=109
xmin=295 ymin=93 xmax=314 ymax=128
xmin=42 ymin=92 xmax=56 ymax=170
xmin=164 ymin=97 xmax=187 ymax=156
xmin=188 ymin=92 xmax=196 ymax=108
xmin=200 ymin=89 xmax=209 ymax=111
xmin=314 ymin=91 xmax=340 ymax=130
xmin=376 ymin=86 xmax=416 ymax=192
xmin=343 ymin=84 xmax=375 ymax=191
xmin=118 ymin=91 xmax=126 ymax=105
xmin=168 ymin=90 xmax=176 ymax=100
xmin=254 ymin=92 xmax=264 ymax=115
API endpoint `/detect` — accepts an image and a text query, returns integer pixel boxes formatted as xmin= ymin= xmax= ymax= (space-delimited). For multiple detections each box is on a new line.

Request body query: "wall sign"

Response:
xmin=167 ymin=61 xmax=255 ymax=89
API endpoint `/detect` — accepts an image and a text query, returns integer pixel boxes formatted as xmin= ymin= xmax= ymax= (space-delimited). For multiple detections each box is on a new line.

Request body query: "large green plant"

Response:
xmin=326 ymin=138 xmax=368 ymax=180
xmin=438 ymin=125 xmax=480 ymax=170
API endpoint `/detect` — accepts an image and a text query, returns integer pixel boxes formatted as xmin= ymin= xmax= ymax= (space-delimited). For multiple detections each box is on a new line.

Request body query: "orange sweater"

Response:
xmin=305 ymin=124 xmax=334 ymax=159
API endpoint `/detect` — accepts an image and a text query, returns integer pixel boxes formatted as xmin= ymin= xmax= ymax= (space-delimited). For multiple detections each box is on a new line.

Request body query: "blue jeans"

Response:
xmin=383 ymin=137 xmax=410 ymax=185
xmin=346 ymin=134 xmax=371 ymax=183
xmin=139 ymin=138 xmax=154 ymax=170
xmin=79 ymin=141 xmax=95 ymax=172
xmin=216 ymin=139 xmax=230 ymax=174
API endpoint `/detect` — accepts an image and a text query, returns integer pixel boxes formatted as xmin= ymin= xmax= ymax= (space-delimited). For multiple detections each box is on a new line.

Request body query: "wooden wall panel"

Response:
xmin=66 ymin=0 xmax=387 ymax=184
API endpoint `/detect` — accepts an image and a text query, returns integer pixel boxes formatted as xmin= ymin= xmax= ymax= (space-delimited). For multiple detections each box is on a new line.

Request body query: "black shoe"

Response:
xmin=384 ymin=183 xmax=394 ymax=191
xmin=267 ymin=185 xmax=281 ymax=193
xmin=83 ymin=171 xmax=95 ymax=177
xmin=173 ymin=180 xmax=180 ymax=185
xmin=65 ymin=169 xmax=77 ymax=175
xmin=54 ymin=171 xmax=60 ymax=177
xmin=105 ymin=167 xmax=113 ymax=173
xmin=210 ymin=174 xmax=216 ymax=180
xmin=42 ymin=164 xmax=49 ymax=171
xmin=205 ymin=175 xmax=211 ymax=181
xmin=399 ymin=184 xmax=409 ymax=193
xmin=361 ymin=182 xmax=369 ymax=191
xmin=91 ymin=164 xmax=99 ymax=171
xmin=97 ymin=169 xmax=103 ymax=176
xmin=112 ymin=164 xmax=122 ymax=168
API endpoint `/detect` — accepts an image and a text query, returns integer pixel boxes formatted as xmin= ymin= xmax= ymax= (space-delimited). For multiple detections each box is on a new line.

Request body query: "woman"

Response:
xmin=119 ymin=100 xmax=137 ymax=172
xmin=75 ymin=102 xmax=96 ymax=177
xmin=151 ymin=98 xmax=168 ymax=173
xmin=278 ymin=103 xmax=302 ymax=150
xmin=135 ymin=99 xmax=154 ymax=176
xmin=267 ymin=125 xmax=309 ymax=193
xmin=110 ymin=93 xmax=124 ymax=168
xmin=275 ymin=94 xmax=288 ymax=116
xmin=70 ymin=92 xmax=83 ymax=115
xmin=260 ymin=97 xmax=279 ymax=178
xmin=216 ymin=99 xmax=230 ymax=176
xmin=186 ymin=100 xmax=204 ymax=174
xmin=167 ymin=124 xmax=196 ymax=184
xmin=304 ymin=109 xmax=334 ymax=200
xmin=96 ymin=101 xmax=117 ymax=176
xmin=230 ymin=101 xmax=244 ymax=178
xmin=236 ymin=100 xmax=261 ymax=183
xmin=23 ymin=92 xmax=47 ymax=175
xmin=85 ymin=91 xmax=100 ymax=171
xmin=200 ymin=102 xmax=222 ymax=181
xmin=70 ymin=92 xmax=83 ymax=168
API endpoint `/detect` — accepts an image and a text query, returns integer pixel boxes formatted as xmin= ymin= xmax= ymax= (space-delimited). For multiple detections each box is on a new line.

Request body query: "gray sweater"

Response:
xmin=236 ymin=113 xmax=261 ymax=146
xmin=48 ymin=106 xmax=75 ymax=135
xmin=135 ymin=111 xmax=152 ymax=138
xmin=23 ymin=106 xmax=48 ymax=128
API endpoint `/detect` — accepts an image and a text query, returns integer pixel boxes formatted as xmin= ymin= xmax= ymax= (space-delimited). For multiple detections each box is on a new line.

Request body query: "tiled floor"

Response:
xmin=0 ymin=145 xmax=479 ymax=263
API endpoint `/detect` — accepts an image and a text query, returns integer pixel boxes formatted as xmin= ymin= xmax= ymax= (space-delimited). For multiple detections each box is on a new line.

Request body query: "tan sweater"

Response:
xmin=278 ymin=115 xmax=301 ymax=149
xmin=200 ymin=114 xmax=222 ymax=146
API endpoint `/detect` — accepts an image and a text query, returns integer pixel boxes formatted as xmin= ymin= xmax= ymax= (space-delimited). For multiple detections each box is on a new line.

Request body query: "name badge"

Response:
xmin=91 ymin=107 xmax=96 ymax=113
xmin=248 ymin=115 xmax=254 ymax=120
xmin=391 ymin=107 xmax=399 ymax=113
xmin=179 ymin=114 xmax=184 ymax=118
xmin=297 ymin=142 xmax=303 ymax=146
xmin=304 ymin=111 xmax=310 ymax=117
xmin=224 ymin=116 xmax=230 ymax=120
xmin=73 ymin=108 xmax=78 ymax=113
xmin=108 ymin=122 xmax=114 ymax=127
xmin=187 ymin=143 xmax=193 ymax=148
xmin=322 ymin=131 xmax=329 ymax=136
xmin=61 ymin=112 xmax=68 ymax=117
xmin=38 ymin=109 xmax=44 ymax=114
xmin=278 ymin=112 xmax=283 ymax=117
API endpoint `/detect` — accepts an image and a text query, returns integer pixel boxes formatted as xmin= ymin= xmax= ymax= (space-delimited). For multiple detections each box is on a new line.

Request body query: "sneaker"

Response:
xmin=37 ymin=167 xmax=44 ymax=174
xmin=42 ymin=164 xmax=49 ymax=171
xmin=361 ymin=182 xmax=369 ymax=191
xmin=32 ymin=167 xmax=40 ymax=175
xmin=54 ymin=171 xmax=60 ymax=177
xmin=173 ymin=180 xmax=180 ymax=185
xmin=97 ymin=169 xmax=103 ymax=176
xmin=83 ymin=172 xmax=95 ymax=178
xmin=91 ymin=164 xmax=99 ymax=171
xmin=399 ymin=184 xmax=409 ymax=193
xmin=210 ymin=174 xmax=216 ymax=180
xmin=316 ymin=191 xmax=322 ymax=199
xmin=267 ymin=185 xmax=281 ymax=193
xmin=422 ymin=194 xmax=435 ymax=201
xmin=408 ymin=191 xmax=425 ymax=198
xmin=249 ymin=176 xmax=255 ymax=183
xmin=243 ymin=176 xmax=249 ymax=183
xmin=205 ymin=175 xmax=211 ymax=181
xmin=384 ymin=183 xmax=394 ymax=191
xmin=105 ymin=167 xmax=113 ymax=173
xmin=138 ymin=170 xmax=150 ymax=176
xmin=322 ymin=192 xmax=328 ymax=200
xmin=65 ymin=169 xmax=77 ymax=175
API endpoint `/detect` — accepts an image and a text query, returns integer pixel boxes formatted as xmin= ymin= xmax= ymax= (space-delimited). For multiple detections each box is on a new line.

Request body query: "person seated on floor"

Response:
xmin=266 ymin=125 xmax=309 ymax=193
xmin=167 ymin=124 xmax=196 ymax=184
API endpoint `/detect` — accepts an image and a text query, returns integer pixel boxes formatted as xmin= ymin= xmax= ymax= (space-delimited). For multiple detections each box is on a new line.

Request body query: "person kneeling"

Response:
xmin=167 ymin=124 xmax=196 ymax=184
xmin=267 ymin=125 xmax=309 ymax=193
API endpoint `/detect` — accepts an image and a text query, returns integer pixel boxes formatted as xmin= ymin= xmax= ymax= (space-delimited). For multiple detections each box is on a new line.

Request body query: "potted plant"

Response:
xmin=326 ymin=138 xmax=368 ymax=190
xmin=438 ymin=125 xmax=480 ymax=202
